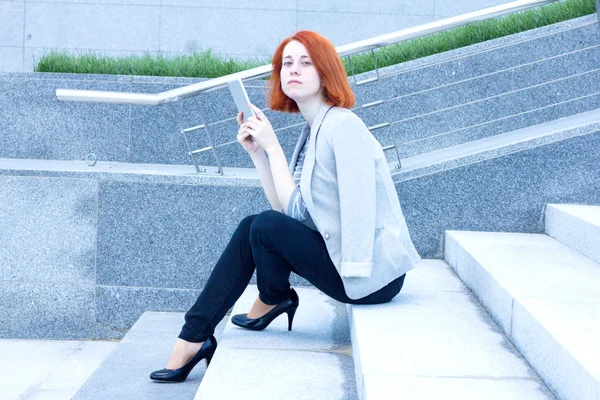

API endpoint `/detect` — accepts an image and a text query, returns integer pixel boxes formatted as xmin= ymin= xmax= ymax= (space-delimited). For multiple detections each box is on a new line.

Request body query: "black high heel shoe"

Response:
xmin=149 ymin=335 xmax=217 ymax=382
xmin=231 ymin=288 xmax=299 ymax=331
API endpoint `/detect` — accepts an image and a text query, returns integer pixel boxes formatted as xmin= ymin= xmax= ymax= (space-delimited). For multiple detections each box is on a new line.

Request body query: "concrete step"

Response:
xmin=347 ymin=259 xmax=554 ymax=400
xmin=445 ymin=230 xmax=600 ymax=400
xmin=546 ymin=204 xmax=600 ymax=263
xmin=72 ymin=311 xmax=228 ymax=400
xmin=194 ymin=285 xmax=357 ymax=400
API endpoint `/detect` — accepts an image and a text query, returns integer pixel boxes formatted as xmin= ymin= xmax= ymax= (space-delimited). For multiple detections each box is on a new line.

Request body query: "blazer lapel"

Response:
xmin=300 ymin=103 xmax=335 ymax=212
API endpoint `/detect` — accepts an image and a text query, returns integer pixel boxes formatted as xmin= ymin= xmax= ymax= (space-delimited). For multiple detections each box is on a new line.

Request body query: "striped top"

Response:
xmin=281 ymin=127 xmax=317 ymax=230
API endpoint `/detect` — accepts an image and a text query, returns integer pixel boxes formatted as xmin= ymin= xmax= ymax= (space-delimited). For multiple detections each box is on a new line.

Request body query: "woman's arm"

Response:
xmin=265 ymin=146 xmax=297 ymax=214
xmin=243 ymin=104 xmax=297 ymax=214
xmin=250 ymin=149 xmax=284 ymax=211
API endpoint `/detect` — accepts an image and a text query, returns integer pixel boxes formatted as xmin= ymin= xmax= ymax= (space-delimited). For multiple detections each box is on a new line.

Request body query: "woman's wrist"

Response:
xmin=249 ymin=147 xmax=266 ymax=158
xmin=265 ymin=145 xmax=283 ymax=159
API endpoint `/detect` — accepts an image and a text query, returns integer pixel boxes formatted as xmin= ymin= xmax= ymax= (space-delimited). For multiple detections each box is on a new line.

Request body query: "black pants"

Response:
xmin=179 ymin=210 xmax=406 ymax=342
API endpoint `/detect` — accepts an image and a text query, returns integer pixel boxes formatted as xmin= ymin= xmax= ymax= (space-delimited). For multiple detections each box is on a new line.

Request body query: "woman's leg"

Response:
xmin=178 ymin=213 xmax=259 ymax=343
xmin=248 ymin=210 xmax=406 ymax=307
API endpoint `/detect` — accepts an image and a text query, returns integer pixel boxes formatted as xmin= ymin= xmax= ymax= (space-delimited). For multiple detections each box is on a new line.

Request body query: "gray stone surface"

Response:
xmin=0 ymin=282 xmax=96 ymax=339
xmin=195 ymin=285 xmax=357 ymax=400
xmin=0 ymin=158 xmax=264 ymax=187
xmin=96 ymin=179 xmax=305 ymax=288
xmin=545 ymin=204 xmax=600 ymax=263
xmin=94 ymin=286 xmax=202 ymax=340
xmin=0 ymin=46 xmax=23 ymax=72
xmin=396 ymin=115 xmax=600 ymax=182
xmin=0 ymin=176 xmax=97 ymax=285
xmin=0 ymin=2 xmax=24 ymax=47
xmin=25 ymin=2 xmax=160 ymax=51
xmin=73 ymin=311 xmax=228 ymax=400
xmin=0 ymin=175 xmax=98 ymax=339
xmin=394 ymin=130 xmax=600 ymax=258
xmin=298 ymin=0 xmax=435 ymax=15
xmin=435 ymin=0 xmax=510 ymax=17
xmin=0 ymin=338 xmax=117 ymax=400
xmin=444 ymin=230 xmax=600 ymax=400
xmin=0 ymin=73 xmax=132 ymax=162
xmin=348 ymin=260 xmax=553 ymax=400
xmin=160 ymin=8 xmax=295 ymax=56
xmin=513 ymin=296 xmax=600 ymax=400
xmin=197 ymin=347 xmax=351 ymax=400
xmin=297 ymin=12 xmax=434 ymax=46
xmin=161 ymin=0 xmax=294 ymax=9
xmin=363 ymin=376 xmax=553 ymax=400
xmin=444 ymin=232 xmax=515 ymax=333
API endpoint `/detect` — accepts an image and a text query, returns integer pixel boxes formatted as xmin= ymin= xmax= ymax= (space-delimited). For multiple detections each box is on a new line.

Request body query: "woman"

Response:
xmin=150 ymin=30 xmax=421 ymax=383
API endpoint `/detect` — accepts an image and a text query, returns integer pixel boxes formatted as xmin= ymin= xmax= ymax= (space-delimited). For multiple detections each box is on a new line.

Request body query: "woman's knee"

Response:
xmin=236 ymin=214 xmax=259 ymax=235
xmin=249 ymin=210 xmax=282 ymax=234
xmin=250 ymin=210 xmax=284 ymax=244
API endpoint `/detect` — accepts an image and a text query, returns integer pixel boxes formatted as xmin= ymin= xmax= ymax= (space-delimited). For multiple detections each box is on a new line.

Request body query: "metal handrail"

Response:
xmin=55 ymin=0 xmax=562 ymax=105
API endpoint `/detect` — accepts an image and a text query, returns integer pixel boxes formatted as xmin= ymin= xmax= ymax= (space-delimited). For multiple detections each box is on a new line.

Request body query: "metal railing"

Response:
xmin=55 ymin=0 xmax=579 ymax=174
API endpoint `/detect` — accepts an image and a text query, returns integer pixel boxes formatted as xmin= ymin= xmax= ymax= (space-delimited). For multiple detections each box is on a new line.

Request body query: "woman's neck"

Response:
xmin=297 ymin=94 xmax=327 ymax=127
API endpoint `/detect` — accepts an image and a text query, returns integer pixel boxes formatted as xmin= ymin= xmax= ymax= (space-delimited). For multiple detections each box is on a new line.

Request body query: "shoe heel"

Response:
xmin=205 ymin=346 xmax=216 ymax=368
xmin=286 ymin=308 xmax=297 ymax=331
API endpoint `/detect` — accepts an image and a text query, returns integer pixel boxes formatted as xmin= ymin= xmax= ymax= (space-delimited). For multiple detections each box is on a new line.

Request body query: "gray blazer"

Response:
xmin=288 ymin=102 xmax=421 ymax=300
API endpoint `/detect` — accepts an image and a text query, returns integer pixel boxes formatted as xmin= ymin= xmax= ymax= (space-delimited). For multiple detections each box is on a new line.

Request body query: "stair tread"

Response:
xmin=546 ymin=204 xmax=600 ymax=263
xmin=348 ymin=260 xmax=553 ymax=399
xmin=445 ymin=230 xmax=600 ymax=399
xmin=72 ymin=312 xmax=226 ymax=400
xmin=548 ymin=204 xmax=600 ymax=226
xmin=194 ymin=285 xmax=357 ymax=400
xmin=447 ymin=231 xmax=600 ymax=299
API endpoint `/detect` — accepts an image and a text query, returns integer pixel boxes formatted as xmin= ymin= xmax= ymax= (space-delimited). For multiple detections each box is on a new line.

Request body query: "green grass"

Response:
xmin=34 ymin=49 xmax=269 ymax=78
xmin=34 ymin=0 xmax=596 ymax=78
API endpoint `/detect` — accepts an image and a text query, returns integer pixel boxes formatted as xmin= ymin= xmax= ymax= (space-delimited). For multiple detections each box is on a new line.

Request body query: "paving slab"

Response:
xmin=0 ymin=339 xmax=117 ymax=400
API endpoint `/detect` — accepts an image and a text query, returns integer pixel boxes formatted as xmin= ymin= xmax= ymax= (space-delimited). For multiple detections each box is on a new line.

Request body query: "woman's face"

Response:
xmin=280 ymin=40 xmax=324 ymax=103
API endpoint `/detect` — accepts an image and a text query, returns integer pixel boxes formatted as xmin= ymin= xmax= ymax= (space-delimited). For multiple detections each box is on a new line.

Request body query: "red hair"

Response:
xmin=269 ymin=31 xmax=355 ymax=113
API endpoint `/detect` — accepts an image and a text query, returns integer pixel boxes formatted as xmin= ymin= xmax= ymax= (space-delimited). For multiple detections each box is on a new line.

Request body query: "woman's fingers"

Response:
xmin=236 ymin=111 xmax=243 ymax=125
xmin=245 ymin=120 xmax=258 ymax=131
xmin=248 ymin=103 xmax=264 ymax=121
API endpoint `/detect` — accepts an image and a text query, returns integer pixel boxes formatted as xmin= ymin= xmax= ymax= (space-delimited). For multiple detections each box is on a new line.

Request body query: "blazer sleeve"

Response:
xmin=331 ymin=114 xmax=377 ymax=278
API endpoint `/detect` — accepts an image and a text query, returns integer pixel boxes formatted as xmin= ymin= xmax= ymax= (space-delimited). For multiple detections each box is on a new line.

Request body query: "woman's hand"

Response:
xmin=236 ymin=111 xmax=263 ymax=155
xmin=240 ymin=104 xmax=281 ymax=156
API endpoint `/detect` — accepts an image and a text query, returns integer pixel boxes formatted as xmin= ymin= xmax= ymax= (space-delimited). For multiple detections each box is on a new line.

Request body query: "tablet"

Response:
xmin=227 ymin=78 xmax=256 ymax=123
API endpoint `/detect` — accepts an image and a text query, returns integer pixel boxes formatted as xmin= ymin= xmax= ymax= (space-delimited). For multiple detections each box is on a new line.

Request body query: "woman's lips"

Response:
xmin=288 ymin=80 xmax=302 ymax=85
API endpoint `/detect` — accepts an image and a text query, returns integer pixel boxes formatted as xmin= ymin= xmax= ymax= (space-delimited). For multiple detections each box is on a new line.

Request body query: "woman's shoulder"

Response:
xmin=324 ymin=106 xmax=367 ymax=130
